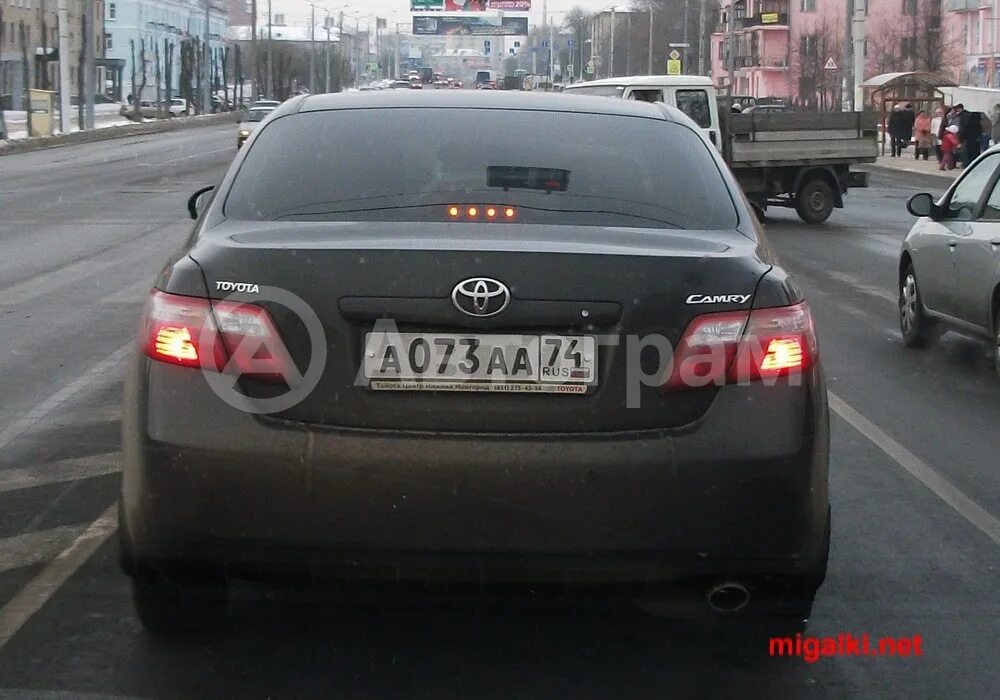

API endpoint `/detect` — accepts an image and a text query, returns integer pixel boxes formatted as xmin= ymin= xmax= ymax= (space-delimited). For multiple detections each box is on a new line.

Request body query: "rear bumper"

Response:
xmin=121 ymin=357 xmax=830 ymax=585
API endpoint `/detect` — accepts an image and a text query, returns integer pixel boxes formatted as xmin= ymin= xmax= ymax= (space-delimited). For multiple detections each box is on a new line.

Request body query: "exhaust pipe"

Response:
xmin=706 ymin=582 xmax=750 ymax=614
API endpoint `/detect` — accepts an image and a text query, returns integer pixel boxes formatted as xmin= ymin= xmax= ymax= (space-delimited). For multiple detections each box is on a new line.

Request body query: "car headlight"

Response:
xmin=239 ymin=130 xmax=250 ymax=137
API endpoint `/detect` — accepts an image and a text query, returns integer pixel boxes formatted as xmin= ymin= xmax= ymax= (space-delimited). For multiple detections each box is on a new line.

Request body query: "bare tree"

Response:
xmin=129 ymin=39 xmax=139 ymax=119
xmin=154 ymin=41 xmax=163 ymax=117
xmin=867 ymin=6 xmax=963 ymax=78
xmin=0 ymin=6 xmax=8 ymax=140
xmin=19 ymin=20 xmax=32 ymax=136
xmin=222 ymin=46 xmax=230 ymax=111
xmin=792 ymin=16 xmax=843 ymax=111
xmin=164 ymin=39 xmax=174 ymax=113
xmin=77 ymin=8 xmax=86 ymax=128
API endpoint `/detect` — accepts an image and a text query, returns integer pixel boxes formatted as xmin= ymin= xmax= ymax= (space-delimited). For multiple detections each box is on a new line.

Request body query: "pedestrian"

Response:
xmin=941 ymin=124 xmax=960 ymax=171
xmin=959 ymin=105 xmax=982 ymax=166
xmin=947 ymin=104 xmax=963 ymax=129
xmin=931 ymin=106 xmax=945 ymax=161
xmin=914 ymin=109 xmax=933 ymax=160
xmin=888 ymin=104 xmax=907 ymax=157
xmin=980 ymin=111 xmax=993 ymax=151
xmin=991 ymin=103 xmax=1000 ymax=146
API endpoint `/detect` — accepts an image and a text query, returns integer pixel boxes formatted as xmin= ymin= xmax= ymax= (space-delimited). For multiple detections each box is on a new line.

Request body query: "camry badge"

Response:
xmin=685 ymin=294 xmax=752 ymax=304
xmin=452 ymin=278 xmax=511 ymax=317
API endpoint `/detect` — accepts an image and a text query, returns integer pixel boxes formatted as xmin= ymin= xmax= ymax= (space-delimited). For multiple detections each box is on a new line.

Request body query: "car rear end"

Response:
xmin=122 ymin=93 xmax=829 ymax=621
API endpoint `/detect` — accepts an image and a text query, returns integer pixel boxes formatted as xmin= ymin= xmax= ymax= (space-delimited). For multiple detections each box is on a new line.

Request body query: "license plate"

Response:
xmin=363 ymin=333 xmax=597 ymax=393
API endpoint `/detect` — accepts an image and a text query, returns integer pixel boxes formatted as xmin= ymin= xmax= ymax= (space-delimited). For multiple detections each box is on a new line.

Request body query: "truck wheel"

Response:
xmin=795 ymin=178 xmax=835 ymax=224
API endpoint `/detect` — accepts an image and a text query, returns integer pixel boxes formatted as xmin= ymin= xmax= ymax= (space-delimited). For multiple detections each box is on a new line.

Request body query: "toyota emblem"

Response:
xmin=451 ymin=277 xmax=511 ymax=317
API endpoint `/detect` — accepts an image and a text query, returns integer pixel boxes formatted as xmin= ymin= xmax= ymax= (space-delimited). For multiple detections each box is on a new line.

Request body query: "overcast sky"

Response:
xmin=260 ymin=0 xmax=634 ymax=31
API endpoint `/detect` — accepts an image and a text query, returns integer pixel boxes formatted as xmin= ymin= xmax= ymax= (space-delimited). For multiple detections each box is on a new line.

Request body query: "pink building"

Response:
xmin=947 ymin=1 xmax=1000 ymax=88
xmin=711 ymin=0 xmax=964 ymax=106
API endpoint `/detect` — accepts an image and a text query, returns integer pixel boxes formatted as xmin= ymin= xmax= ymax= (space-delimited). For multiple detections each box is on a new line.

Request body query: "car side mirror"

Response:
xmin=187 ymin=185 xmax=215 ymax=220
xmin=907 ymin=192 xmax=938 ymax=219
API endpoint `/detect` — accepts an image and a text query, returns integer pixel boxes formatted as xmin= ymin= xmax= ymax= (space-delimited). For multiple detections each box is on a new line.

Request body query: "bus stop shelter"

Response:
xmin=859 ymin=72 xmax=958 ymax=155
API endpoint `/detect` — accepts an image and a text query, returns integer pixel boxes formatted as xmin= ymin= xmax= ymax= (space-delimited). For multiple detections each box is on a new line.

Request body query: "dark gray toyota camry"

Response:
xmin=121 ymin=90 xmax=830 ymax=633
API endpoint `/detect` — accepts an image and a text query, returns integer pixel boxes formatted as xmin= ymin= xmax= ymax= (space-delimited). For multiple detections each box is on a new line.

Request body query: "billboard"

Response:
xmin=410 ymin=0 xmax=531 ymax=10
xmin=412 ymin=16 xmax=529 ymax=35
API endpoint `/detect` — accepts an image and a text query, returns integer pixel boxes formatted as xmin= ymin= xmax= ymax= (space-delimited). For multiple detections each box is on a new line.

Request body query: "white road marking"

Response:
xmin=0 ymin=525 xmax=87 ymax=574
xmin=823 ymin=270 xmax=898 ymax=304
xmin=0 ymin=452 xmax=121 ymax=494
xmin=0 ymin=345 xmax=131 ymax=451
xmin=0 ymin=257 xmax=127 ymax=307
xmin=138 ymin=145 xmax=232 ymax=167
xmin=0 ymin=504 xmax=118 ymax=653
xmin=829 ymin=391 xmax=1000 ymax=547
xmin=101 ymin=278 xmax=154 ymax=306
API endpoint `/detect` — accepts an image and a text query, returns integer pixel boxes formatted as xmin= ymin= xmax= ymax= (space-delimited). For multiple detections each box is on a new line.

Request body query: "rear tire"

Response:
xmin=131 ymin=572 xmax=229 ymax=635
xmin=795 ymin=178 xmax=835 ymax=224
xmin=899 ymin=263 xmax=937 ymax=348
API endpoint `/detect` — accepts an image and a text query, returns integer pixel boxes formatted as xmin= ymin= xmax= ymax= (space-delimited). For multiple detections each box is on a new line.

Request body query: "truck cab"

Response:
xmin=562 ymin=76 xmax=720 ymax=147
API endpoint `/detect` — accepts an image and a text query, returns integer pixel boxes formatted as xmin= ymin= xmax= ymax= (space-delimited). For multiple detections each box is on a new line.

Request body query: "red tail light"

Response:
xmin=664 ymin=301 xmax=817 ymax=389
xmin=142 ymin=290 xmax=294 ymax=383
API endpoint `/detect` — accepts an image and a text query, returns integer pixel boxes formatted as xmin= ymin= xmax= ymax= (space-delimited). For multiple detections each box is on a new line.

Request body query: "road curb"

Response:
xmin=0 ymin=112 xmax=239 ymax=157
xmin=865 ymin=163 xmax=958 ymax=182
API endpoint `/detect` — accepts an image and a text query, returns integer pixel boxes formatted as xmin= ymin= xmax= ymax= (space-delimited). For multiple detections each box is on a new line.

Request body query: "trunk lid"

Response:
xmin=190 ymin=221 xmax=769 ymax=433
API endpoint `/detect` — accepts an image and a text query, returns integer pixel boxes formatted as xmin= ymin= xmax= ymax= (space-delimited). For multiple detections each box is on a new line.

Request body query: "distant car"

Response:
xmin=121 ymin=100 xmax=159 ymax=118
xmin=409 ymin=82 xmax=424 ymax=90
xmin=250 ymin=99 xmax=281 ymax=109
xmin=167 ymin=98 xmax=188 ymax=117
xmin=899 ymin=149 xmax=1000 ymax=378
xmin=390 ymin=80 xmax=412 ymax=89
xmin=236 ymin=106 xmax=275 ymax=148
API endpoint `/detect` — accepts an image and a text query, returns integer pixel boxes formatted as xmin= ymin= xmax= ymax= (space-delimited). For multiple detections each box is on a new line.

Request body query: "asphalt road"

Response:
xmin=0 ymin=128 xmax=998 ymax=699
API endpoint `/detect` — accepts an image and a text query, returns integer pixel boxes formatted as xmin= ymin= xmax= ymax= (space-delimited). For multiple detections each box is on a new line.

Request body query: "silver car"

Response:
xmin=900 ymin=148 xmax=1000 ymax=377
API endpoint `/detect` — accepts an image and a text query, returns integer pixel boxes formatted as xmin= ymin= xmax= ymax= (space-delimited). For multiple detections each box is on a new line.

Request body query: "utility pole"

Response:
xmin=83 ymin=0 xmax=95 ymax=128
xmin=851 ymin=0 xmax=866 ymax=110
xmin=609 ymin=7 xmax=615 ymax=78
xmin=726 ymin=0 xmax=735 ymax=99
xmin=396 ymin=25 xmax=401 ymax=79
xmin=325 ymin=16 xmax=331 ymax=93
xmin=338 ymin=12 xmax=345 ymax=89
xmin=647 ymin=6 xmax=653 ymax=75
xmin=548 ymin=11 xmax=554 ymax=84
xmin=266 ymin=0 xmax=273 ymax=97
xmin=310 ymin=4 xmax=316 ymax=92
xmin=698 ymin=0 xmax=707 ymax=75
xmin=682 ymin=0 xmax=690 ymax=74
xmin=251 ymin=0 xmax=257 ymax=100
xmin=57 ymin=0 xmax=71 ymax=133
xmin=625 ymin=11 xmax=631 ymax=76
xmin=202 ymin=0 xmax=211 ymax=114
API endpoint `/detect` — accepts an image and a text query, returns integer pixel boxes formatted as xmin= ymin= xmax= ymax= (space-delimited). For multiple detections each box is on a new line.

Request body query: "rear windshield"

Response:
xmin=224 ymin=108 xmax=738 ymax=230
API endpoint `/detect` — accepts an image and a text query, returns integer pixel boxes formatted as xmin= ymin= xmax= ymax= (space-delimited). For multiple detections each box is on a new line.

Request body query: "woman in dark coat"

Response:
xmin=888 ymin=105 xmax=909 ymax=157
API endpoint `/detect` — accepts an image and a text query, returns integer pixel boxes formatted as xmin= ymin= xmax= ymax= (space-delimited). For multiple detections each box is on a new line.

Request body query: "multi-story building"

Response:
xmin=103 ymin=0 xmax=227 ymax=102
xmin=711 ymin=0 xmax=963 ymax=104
xmin=947 ymin=0 xmax=1000 ymax=87
xmin=1 ymin=0 xmax=106 ymax=109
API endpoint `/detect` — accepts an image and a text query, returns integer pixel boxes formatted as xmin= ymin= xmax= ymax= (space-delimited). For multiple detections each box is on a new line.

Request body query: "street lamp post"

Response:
xmin=310 ymin=4 xmax=316 ymax=92
xmin=325 ymin=17 xmax=331 ymax=93
xmin=266 ymin=0 xmax=273 ymax=98
xmin=647 ymin=6 xmax=653 ymax=75
xmin=202 ymin=0 xmax=211 ymax=114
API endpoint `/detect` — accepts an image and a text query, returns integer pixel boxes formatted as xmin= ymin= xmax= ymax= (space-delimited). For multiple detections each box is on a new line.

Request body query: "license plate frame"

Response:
xmin=362 ymin=332 xmax=598 ymax=393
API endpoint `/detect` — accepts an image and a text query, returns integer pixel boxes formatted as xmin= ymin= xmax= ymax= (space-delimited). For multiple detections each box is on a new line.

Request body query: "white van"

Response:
xmin=562 ymin=75 xmax=720 ymax=147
